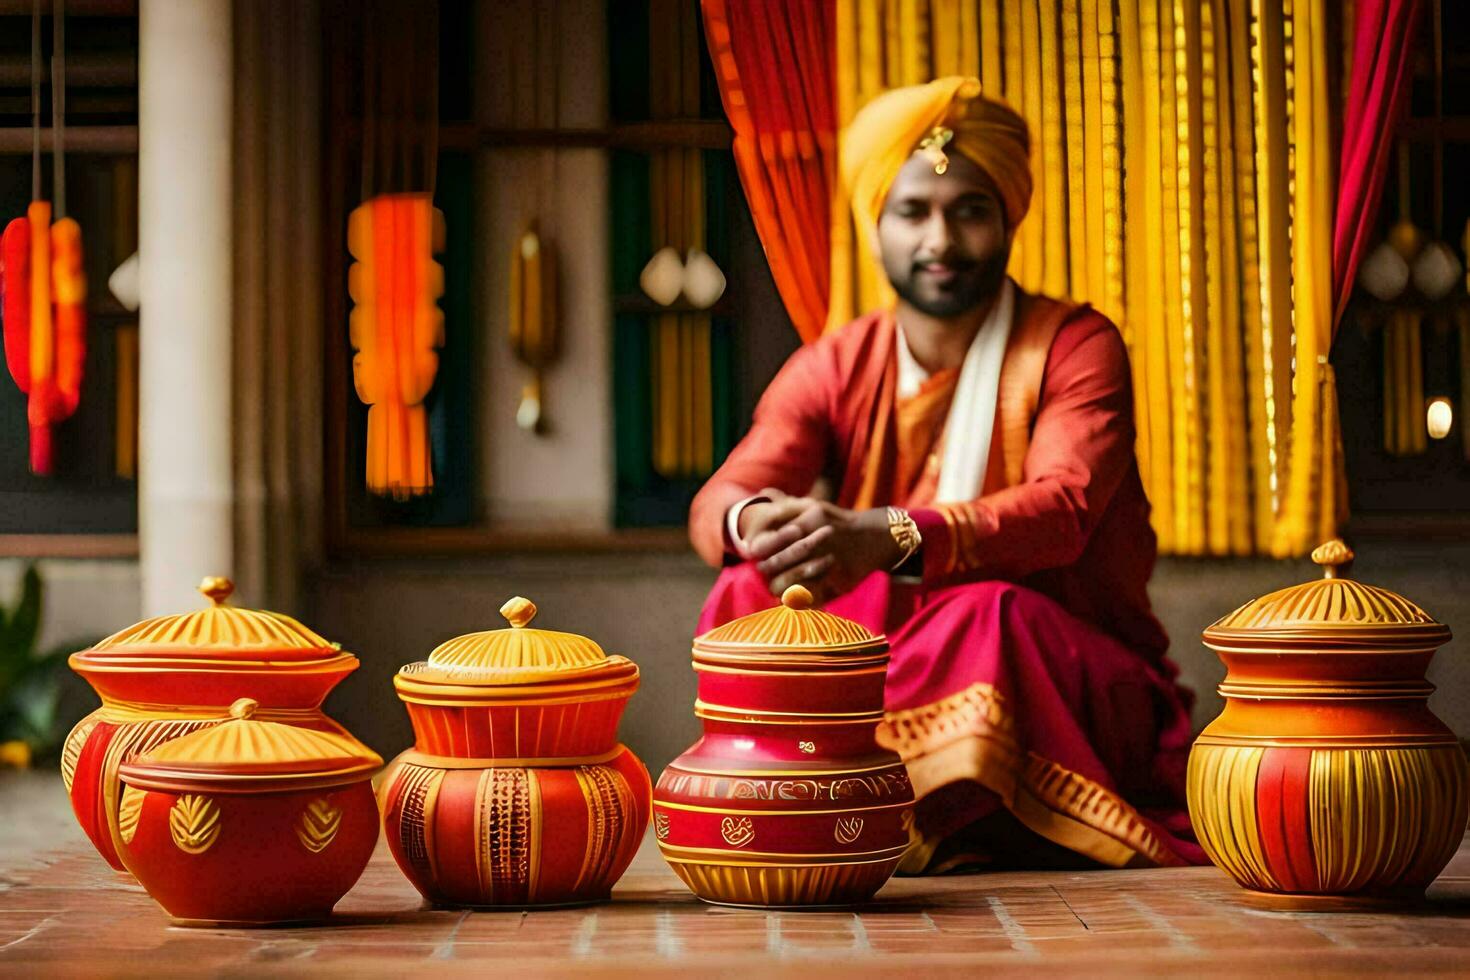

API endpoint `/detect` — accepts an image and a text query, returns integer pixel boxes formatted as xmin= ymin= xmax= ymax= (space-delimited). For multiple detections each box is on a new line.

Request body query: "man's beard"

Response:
xmin=887 ymin=247 xmax=1010 ymax=319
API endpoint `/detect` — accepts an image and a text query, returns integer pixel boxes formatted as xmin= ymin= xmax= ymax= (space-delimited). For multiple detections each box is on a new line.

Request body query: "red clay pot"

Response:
xmin=655 ymin=585 xmax=913 ymax=908
xmin=380 ymin=596 xmax=650 ymax=907
xmin=63 ymin=577 xmax=362 ymax=872
xmin=116 ymin=697 xmax=382 ymax=926
xmin=1188 ymin=540 xmax=1470 ymax=903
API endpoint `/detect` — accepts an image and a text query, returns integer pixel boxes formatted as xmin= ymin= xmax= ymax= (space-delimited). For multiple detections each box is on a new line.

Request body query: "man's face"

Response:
xmin=877 ymin=152 xmax=1009 ymax=319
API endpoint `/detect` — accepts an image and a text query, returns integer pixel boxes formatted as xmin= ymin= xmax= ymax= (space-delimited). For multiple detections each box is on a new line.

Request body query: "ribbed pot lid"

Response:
xmin=1204 ymin=540 xmax=1450 ymax=646
xmin=80 ymin=577 xmax=344 ymax=662
xmin=694 ymin=585 xmax=888 ymax=656
xmin=118 ymin=697 xmax=382 ymax=791
xmin=399 ymin=596 xmax=637 ymax=688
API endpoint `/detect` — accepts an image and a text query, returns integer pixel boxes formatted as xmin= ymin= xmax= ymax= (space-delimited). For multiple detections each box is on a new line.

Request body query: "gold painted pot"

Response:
xmin=1188 ymin=540 xmax=1469 ymax=900
xmin=379 ymin=597 xmax=650 ymax=908
xmin=63 ymin=577 xmax=362 ymax=872
xmin=654 ymin=585 xmax=913 ymax=908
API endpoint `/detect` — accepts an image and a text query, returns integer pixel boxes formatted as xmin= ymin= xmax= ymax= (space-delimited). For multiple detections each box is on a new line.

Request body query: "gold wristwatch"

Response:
xmin=886 ymin=506 xmax=922 ymax=569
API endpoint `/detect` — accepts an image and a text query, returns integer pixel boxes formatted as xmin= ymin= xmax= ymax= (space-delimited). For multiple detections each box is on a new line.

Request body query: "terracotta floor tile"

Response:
xmin=5 ymin=772 xmax=1470 ymax=974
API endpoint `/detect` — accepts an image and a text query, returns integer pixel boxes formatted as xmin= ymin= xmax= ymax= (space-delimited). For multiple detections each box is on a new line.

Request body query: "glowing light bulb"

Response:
xmin=1427 ymin=398 xmax=1453 ymax=440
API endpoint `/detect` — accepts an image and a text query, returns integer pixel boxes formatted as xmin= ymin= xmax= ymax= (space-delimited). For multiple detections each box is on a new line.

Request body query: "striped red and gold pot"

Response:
xmin=379 ymin=596 xmax=650 ymax=908
xmin=655 ymin=585 xmax=913 ymax=908
xmin=64 ymin=577 xmax=363 ymax=872
xmin=1188 ymin=540 xmax=1469 ymax=904
xmin=115 ymin=697 xmax=381 ymax=926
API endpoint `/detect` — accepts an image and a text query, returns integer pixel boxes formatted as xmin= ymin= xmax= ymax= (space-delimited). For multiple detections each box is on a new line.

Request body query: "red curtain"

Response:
xmin=1332 ymin=0 xmax=1425 ymax=329
xmin=702 ymin=0 xmax=835 ymax=344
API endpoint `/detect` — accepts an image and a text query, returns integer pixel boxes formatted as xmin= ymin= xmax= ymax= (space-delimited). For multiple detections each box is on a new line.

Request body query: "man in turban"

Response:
xmin=688 ymin=78 xmax=1204 ymax=872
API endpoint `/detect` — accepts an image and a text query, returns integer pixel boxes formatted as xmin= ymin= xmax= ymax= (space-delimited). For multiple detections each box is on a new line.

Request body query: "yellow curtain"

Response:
xmin=827 ymin=0 xmax=1345 ymax=556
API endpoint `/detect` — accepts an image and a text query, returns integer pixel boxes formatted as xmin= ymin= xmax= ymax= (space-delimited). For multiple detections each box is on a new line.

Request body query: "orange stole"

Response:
xmin=892 ymin=368 xmax=957 ymax=503
xmin=851 ymin=292 xmax=1080 ymax=511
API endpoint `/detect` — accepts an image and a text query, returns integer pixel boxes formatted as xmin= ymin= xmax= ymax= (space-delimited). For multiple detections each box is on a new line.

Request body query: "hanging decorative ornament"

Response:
xmin=1357 ymin=241 xmax=1409 ymax=302
xmin=681 ymin=248 xmax=726 ymax=310
xmin=1409 ymin=5 xmax=1461 ymax=309
xmin=643 ymin=0 xmax=714 ymax=479
xmin=347 ymin=0 xmax=443 ymax=499
xmin=1383 ymin=309 xmax=1427 ymax=456
xmin=1412 ymin=241 xmax=1462 ymax=301
xmin=508 ymin=221 xmax=558 ymax=433
xmin=639 ymin=246 xmax=684 ymax=307
xmin=1378 ymin=146 xmax=1426 ymax=457
xmin=504 ymin=3 xmax=565 ymax=437
xmin=108 ymin=252 xmax=139 ymax=312
xmin=1 ymin=1 xmax=86 ymax=476
xmin=1387 ymin=216 xmax=1424 ymax=261
xmin=347 ymin=194 xmax=444 ymax=499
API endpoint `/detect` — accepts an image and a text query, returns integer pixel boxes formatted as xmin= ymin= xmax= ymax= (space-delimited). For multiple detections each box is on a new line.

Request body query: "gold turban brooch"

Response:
xmin=841 ymin=76 xmax=1032 ymax=255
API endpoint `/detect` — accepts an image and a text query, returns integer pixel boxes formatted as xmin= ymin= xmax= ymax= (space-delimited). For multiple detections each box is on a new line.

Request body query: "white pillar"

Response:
xmin=138 ymin=0 xmax=233 ymax=615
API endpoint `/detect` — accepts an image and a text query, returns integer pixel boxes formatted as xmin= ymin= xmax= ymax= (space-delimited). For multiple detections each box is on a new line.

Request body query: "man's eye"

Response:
xmin=952 ymin=202 xmax=995 ymax=220
xmin=895 ymin=205 xmax=927 ymax=219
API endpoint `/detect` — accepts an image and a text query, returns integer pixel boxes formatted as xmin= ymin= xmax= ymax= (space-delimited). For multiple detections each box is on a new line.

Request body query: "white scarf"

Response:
xmin=894 ymin=279 xmax=1015 ymax=503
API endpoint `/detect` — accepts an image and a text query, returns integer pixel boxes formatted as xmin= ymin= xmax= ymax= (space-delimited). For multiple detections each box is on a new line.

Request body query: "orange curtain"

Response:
xmin=702 ymin=0 xmax=836 ymax=344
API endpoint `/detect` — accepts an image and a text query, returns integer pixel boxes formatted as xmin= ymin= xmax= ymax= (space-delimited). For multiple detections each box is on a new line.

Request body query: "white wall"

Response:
xmin=0 ymin=560 xmax=140 ymax=653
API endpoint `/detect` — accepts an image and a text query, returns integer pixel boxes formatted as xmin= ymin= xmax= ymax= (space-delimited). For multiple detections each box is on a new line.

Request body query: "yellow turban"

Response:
xmin=841 ymin=77 xmax=1032 ymax=252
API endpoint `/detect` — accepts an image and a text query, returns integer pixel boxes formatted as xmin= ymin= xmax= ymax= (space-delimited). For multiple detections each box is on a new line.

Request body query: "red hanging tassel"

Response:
xmin=0 ymin=203 xmax=87 ymax=475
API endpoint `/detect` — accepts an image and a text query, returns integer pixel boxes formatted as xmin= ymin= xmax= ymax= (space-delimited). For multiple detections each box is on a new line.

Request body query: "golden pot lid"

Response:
xmin=1203 ymin=540 xmax=1451 ymax=647
xmin=693 ymin=584 xmax=888 ymax=658
xmin=82 ymin=577 xmax=345 ymax=664
xmin=118 ymin=698 xmax=382 ymax=792
xmin=398 ymin=596 xmax=639 ymax=688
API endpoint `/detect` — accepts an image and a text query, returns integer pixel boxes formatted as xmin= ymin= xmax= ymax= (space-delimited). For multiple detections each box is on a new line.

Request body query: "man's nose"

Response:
xmin=920 ymin=211 xmax=954 ymax=255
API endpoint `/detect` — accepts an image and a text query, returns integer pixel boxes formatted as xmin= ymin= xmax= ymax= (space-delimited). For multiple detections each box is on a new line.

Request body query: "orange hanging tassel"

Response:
xmin=347 ymin=192 xmax=444 ymax=499
xmin=1 ymin=202 xmax=87 ymax=475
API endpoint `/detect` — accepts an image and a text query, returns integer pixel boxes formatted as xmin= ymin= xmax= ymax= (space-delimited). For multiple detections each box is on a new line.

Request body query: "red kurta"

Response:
xmin=689 ymin=283 xmax=1204 ymax=870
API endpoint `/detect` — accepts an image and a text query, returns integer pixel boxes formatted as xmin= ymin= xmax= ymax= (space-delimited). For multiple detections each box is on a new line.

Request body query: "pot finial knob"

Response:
xmin=1311 ymin=539 xmax=1355 ymax=579
xmin=500 ymin=596 xmax=538 ymax=629
xmin=781 ymin=584 xmax=814 ymax=610
xmin=229 ymin=697 xmax=259 ymax=720
xmin=199 ymin=576 xmax=235 ymax=605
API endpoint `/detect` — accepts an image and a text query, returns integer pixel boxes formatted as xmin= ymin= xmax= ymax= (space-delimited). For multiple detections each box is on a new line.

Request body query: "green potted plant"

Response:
xmin=0 ymin=565 xmax=92 ymax=768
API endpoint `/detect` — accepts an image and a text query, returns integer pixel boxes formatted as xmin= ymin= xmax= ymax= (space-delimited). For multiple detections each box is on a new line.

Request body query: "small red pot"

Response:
xmin=63 ymin=577 xmax=362 ymax=872
xmin=116 ymin=697 xmax=382 ymax=926
xmin=655 ymin=585 xmax=913 ymax=908
xmin=381 ymin=596 xmax=650 ymax=907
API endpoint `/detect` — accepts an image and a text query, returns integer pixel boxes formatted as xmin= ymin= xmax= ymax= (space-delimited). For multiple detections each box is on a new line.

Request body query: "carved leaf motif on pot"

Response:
xmin=720 ymin=816 xmax=755 ymax=848
xmin=60 ymin=714 xmax=99 ymax=794
xmin=297 ymin=797 xmax=344 ymax=854
xmin=834 ymin=816 xmax=864 ymax=845
xmin=118 ymin=785 xmax=145 ymax=845
xmin=654 ymin=811 xmax=671 ymax=841
xmin=798 ymin=741 xmax=815 ymax=754
xmin=169 ymin=794 xmax=222 ymax=854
